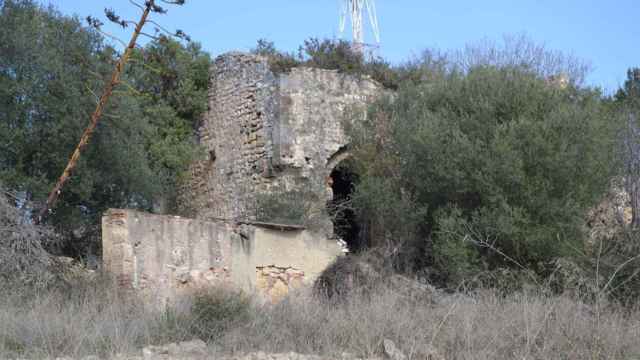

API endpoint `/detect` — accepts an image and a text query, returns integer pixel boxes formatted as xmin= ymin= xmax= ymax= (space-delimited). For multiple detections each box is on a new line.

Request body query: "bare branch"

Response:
xmin=605 ymin=267 xmax=640 ymax=297
xmin=94 ymin=27 xmax=128 ymax=48
xmin=600 ymin=254 xmax=640 ymax=296
xmin=146 ymin=20 xmax=174 ymax=36
xmin=2 ymin=190 xmax=19 ymax=201
xmin=128 ymin=0 xmax=145 ymax=11
xmin=84 ymin=84 xmax=100 ymax=103
xmin=450 ymin=225 xmax=540 ymax=285
xmin=117 ymin=79 xmax=145 ymax=96
xmin=102 ymin=113 xmax=123 ymax=120
xmin=175 ymin=29 xmax=191 ymax=42
xmin=139 ymin=32 xmax=161 ymax=41
xmin=147 ymin=20 xmax=191 ymax=42
xmin=127 ymin=58 xmax=163 ymax=75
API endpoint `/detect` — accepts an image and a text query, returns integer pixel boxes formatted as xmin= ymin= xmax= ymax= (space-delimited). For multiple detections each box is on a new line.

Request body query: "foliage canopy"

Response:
xmin=0 ymin=0 xmax=210 ymax=255
xmin=348 ymin=45 xmax=618 ymax=286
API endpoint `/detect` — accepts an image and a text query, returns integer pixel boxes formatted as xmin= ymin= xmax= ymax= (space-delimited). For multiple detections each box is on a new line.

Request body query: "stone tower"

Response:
xmin=184 ymin=52 xmax=382 ymax=240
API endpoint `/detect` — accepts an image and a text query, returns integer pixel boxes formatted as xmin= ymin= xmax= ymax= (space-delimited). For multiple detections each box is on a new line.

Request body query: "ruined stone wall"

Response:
xmin=190 ymin=53 xmax=279 ymax=221
xmin=190 ymin=53 xmax=382 ymax=237
xmin=102 ymin=209 xmax=342 ymax=306
xmin=102 ymin=209 xmax=234 ymax=307
xmin=103 ymin=54 xmax=382 ymax=304
xmin=230 ymin=226 xmax=344 ymax=300
xmin=272 ymin=67 xmax=381 ymax=234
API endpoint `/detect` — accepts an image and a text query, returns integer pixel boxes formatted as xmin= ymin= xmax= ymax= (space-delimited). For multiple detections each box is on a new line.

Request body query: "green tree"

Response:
xmin=350 ymin=46 xmax=617 ymax=286
xmin=615 ymin=68 xmax=640 ymax=105
xmin=0 ymin=1 xmax=210 ymax=256
xmin=125 ymin=37 xmax=211 ymax=213
xmin=615 ymin=68 xmax=640 ymax=228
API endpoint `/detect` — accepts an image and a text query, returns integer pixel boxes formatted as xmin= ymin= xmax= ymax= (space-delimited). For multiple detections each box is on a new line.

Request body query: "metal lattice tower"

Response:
xmin=339 ymin=0 xmax=381 ymax=54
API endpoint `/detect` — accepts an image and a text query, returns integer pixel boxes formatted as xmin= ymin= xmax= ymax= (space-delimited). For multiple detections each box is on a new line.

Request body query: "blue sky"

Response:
xmin=41 ymin=1 xmax=638 ymax=93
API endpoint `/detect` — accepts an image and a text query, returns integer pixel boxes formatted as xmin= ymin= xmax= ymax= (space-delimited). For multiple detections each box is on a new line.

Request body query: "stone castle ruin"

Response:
xmin=102 ymin=52 xmax=382 ymax=304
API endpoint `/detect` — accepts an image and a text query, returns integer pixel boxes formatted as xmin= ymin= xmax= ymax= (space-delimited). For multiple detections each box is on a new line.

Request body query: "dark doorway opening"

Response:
xmin=329 ymin=162 xmax=362 ymax=252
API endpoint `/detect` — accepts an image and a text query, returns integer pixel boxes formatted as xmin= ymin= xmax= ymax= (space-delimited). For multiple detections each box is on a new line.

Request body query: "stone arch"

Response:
xmin=326 ymin=145 xmax=352 ymax=171
xmin=326 ymin=147 xmax=362 ymax=252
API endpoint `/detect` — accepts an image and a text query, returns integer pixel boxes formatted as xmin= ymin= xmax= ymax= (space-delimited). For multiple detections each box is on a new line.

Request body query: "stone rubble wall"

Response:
xmin=189 ymin=53 xmax=279 ymax=222
xmin=256 ymin=265 xmax=305 ymax=304
xmin=188 ymin=53 xmax=382 ymax=237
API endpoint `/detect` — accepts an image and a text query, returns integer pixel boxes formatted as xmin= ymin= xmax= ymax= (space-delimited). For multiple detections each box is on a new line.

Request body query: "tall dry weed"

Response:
xmin=220 ymin=283 xmax=640 ymax=359
xmin=1 ymin=275 xmax=640 ymax=359
xmin=0 ymin=187 xmax=57 ymax=287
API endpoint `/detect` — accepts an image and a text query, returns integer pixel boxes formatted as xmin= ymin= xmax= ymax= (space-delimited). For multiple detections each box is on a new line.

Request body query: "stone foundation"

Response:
xmin=256 ymin=266 xmax=305 ymax=303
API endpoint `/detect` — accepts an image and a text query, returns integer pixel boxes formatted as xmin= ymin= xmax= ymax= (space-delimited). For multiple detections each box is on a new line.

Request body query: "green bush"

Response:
xmin=188 ymin=289 xmax=251 ymax=342
xmin=251 ymin=38 xmax=399 ymax=89
xmin=350 ymin=49 xmax=618 ymax=288
xmin=251 ymin=39 xmax=300 ymax=74
xmin=253 ymin=190 xmax=310 ymax=226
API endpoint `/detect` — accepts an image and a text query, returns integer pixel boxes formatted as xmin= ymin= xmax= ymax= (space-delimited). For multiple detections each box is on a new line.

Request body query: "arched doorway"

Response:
xmin=328 ymin=160 xmax=362 ymax=252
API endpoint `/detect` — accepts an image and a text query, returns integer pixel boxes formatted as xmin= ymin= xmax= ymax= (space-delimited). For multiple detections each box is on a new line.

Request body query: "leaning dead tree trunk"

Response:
xmin=622 ymin=111 xmax=640 ymax=229
xmin=36 ymin=5 xmax=153 ymax=224
xmin=630 ymin=178 xmax=640 ymax=229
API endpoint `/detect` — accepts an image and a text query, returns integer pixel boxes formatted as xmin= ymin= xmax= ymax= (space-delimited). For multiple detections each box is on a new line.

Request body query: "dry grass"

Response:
xmin=222 ymin=286 xmax=640 ymax=359
xmin=1 ymin=277 xmax=154 ymax=357
xmin=2 ymin=275 xmax=640 ymax=359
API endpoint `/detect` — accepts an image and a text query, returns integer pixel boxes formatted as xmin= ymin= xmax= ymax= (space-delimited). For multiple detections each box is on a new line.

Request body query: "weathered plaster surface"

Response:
xmin=102 ymin=209 xmax=233 ymax=307
xmin=230 ymin=226 xmax=343 ymax=292
xmin=102 ymin=209 xmax=342 ymax=305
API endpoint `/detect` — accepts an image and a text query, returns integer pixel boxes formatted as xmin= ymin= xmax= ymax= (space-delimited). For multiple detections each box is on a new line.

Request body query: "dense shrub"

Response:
xmin=349 ymin=44 xmax=619 ymax=287
xmin=313 ymin=248 xmax=388 ymax=299
xmin=251 ymin=38 xmax=399 ymax=89
xmin=253 ymin=190 xmax=310 ymax=226
xmin=188 ymin=289 xmax=252 ymax=342
xmin=251 ymin=39 xmax=300 ymax=74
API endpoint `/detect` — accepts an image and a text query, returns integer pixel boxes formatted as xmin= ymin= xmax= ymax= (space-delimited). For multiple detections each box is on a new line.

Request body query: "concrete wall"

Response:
xmin=103 ymin=209 xmax=342 ymax=305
